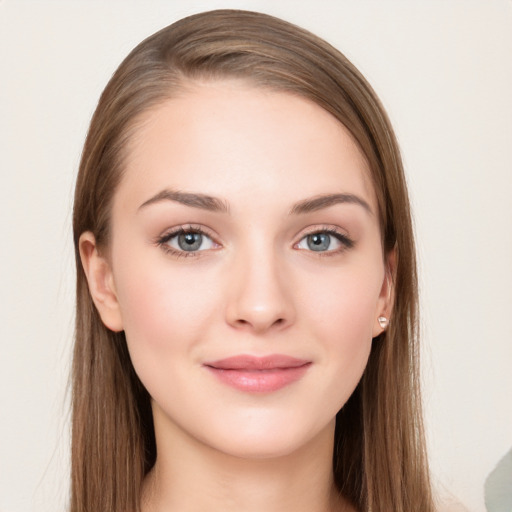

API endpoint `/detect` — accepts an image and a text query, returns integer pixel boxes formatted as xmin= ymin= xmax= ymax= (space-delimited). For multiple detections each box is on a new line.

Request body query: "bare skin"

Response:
xmin=80 ymin=80 xmax=392 ymax=512
xmin=141 ymin=414 xmax=354 ymax=512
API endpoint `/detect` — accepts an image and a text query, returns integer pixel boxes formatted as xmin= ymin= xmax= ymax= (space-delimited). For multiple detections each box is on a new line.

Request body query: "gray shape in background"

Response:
xmin=485 ymin=447 xmax=512 ymax=512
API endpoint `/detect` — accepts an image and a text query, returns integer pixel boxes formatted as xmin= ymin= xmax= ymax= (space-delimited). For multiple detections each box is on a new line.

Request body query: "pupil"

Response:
xmin=178 ymin=232 xmax=202 ymax=251
xmin=307 ymin=233 xmax=330 ymax=251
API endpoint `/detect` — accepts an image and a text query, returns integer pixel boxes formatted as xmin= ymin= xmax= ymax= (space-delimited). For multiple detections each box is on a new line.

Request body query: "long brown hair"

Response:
xmin=72 ymin=9 xmax=433 ymax=512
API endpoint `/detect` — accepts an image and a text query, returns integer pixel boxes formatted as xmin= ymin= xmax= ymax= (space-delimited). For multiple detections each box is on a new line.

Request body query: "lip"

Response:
xmin=203 ymin=354 xmax=311 ymax=393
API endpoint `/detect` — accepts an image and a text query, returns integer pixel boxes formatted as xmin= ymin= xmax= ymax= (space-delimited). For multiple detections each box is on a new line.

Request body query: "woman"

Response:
xmin=72 ymin=9 xmax=434 ymax=512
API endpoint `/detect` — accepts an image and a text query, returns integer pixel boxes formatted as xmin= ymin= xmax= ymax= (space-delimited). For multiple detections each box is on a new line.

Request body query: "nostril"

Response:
xmin=232 ymin=316 xmax=286 ymax=331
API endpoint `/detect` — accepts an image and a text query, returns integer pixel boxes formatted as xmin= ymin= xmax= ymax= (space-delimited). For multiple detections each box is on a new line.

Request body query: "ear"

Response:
xmin=372 ymin=246 xmax=397 ymax=338
xmin=79 ymin=231 xmax=124 ymax=332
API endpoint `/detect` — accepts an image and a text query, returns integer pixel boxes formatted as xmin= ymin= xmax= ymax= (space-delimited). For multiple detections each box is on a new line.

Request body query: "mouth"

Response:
xmin=203 ymin=354 xmax=312 ymax=393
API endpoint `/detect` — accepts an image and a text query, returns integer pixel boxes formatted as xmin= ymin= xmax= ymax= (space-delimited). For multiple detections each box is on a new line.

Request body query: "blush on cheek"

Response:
xmin=117 ymin=261 xmax=219 ymax=354
xmin=309 ymin=277 xmax=380 ymax=337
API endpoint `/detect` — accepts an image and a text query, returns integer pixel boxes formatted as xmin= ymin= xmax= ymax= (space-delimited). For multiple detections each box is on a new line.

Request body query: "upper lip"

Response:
xmin=204 ymin=354 xmax=311 ymax=370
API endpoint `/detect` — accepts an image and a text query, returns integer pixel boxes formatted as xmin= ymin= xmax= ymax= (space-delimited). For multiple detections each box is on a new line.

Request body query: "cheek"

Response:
xmin=304 ymin=264 xmax=382 ymax=341
xmin=112 ymin=249 xmax=220 ymax=366
xmin=298 ymin=263 xmax=382 ymax=394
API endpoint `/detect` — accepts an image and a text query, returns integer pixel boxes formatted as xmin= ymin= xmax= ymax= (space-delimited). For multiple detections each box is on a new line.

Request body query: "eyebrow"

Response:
xmin=138 ymin=189 xmax=230 ymax=213
xmin=289 ymin=193 xmax=372 ymax=215
xmin=138 ymin=189 xmax=371 ymax=216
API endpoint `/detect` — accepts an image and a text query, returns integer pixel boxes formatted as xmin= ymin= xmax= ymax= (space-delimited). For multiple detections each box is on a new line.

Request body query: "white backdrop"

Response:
xmin=1 ymin=1 xmax=511 ymax=511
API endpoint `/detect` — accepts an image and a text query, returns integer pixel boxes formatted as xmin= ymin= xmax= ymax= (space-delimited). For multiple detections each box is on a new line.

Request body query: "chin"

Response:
xmin=193 ymin=413 xmax=337 ymax=461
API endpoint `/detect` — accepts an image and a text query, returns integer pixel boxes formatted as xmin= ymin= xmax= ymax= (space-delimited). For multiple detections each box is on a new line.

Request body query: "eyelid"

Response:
xmin=153 ymin=223 xmax=353 ymax=258
xmin=293 ymin=225 xmax=354 ymax=254
xmin=154 ymin=224 xmax=221 ymax=257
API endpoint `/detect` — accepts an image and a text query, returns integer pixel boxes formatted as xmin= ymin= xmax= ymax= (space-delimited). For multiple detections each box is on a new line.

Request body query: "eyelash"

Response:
xmin=294 ymin=227 xmax=354 ymax=257
xmin=155 ymin=224 xmax=218 ymax=258
xmin=155 ymin=225 xmax=354 ymax=258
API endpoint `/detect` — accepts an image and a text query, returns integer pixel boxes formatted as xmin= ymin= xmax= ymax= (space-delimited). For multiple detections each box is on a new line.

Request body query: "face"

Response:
xmin=84 ymin=80 xmax=392 ymax=459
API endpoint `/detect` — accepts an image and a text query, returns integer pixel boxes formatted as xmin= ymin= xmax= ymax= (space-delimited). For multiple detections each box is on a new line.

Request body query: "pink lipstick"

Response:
xmin=204 ymin=355 xmax=311 ymax=392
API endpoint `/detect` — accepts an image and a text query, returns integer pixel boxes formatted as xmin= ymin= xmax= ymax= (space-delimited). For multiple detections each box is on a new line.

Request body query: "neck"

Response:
xmin=141 ymin=411 xmax=352 ymax=512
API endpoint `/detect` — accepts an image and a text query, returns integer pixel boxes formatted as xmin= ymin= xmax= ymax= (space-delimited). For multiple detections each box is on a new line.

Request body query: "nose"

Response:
xmin=225 ymin=247 xmax=295 ymax=334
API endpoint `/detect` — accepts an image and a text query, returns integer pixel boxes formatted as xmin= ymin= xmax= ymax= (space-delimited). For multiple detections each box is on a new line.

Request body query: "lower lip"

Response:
xmin=205 ymin=364 xmax=311 ymax=393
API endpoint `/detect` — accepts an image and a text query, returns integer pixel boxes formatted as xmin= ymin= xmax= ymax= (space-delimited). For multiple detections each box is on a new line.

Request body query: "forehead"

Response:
xmin=117 ymin=80 xmax=376 ymax=213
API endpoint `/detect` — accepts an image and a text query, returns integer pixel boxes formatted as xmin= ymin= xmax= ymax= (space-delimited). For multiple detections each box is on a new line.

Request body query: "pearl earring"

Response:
xmin=378 ymin=316 xmax=388 ymax=329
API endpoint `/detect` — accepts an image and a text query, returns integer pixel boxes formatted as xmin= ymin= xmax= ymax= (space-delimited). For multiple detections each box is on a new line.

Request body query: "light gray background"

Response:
xmin=1 ymin=1 xmax=511 ymax=511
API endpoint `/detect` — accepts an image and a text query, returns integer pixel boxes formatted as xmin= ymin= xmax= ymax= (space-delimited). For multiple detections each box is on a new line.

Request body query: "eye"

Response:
xmin=157 ymin=227 xmax=218 ymax=255
xmin=295 ymin=229 xmax=354 ymax=253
